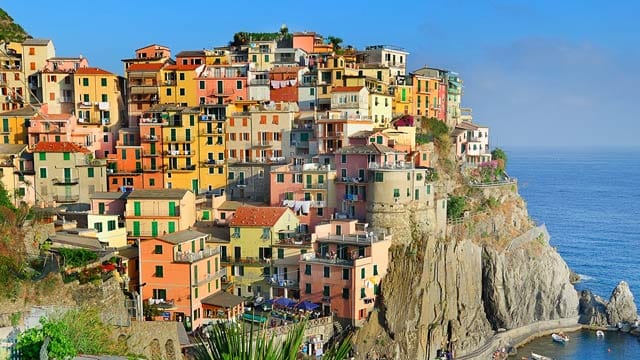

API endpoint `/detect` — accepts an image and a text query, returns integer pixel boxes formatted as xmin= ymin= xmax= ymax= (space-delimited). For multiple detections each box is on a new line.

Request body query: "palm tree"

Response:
xmin=192 ymin=317 xmax=352 ymax=360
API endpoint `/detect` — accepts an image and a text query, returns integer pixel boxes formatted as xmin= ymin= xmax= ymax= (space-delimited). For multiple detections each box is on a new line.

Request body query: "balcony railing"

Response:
xmin=0 ymin=127 xmax=10 ymax=134
xmin=367 ymin=162 xmax=414 ymax=170
xmin=167 ymin=165 xmax=196 ymax=172
xmin=165 ymin=136 xmax=195 ymax=143
xmin=54 ymin=194 xmax=80 ymax=203
xmin=310 ymin=200 xmax=326 ymax=208
xmin=174 ymin=247 xmax=220 ymax=263
xmin=266 ymin=276 xmax=298 ymax=288
xmin=141 ymin=135 xmax=159 ymax=142
xmin=142 ymin=151 xmax=160 ymax=157
xmin=252 ymin=140 xmax=272 ymax=147
xmin=220 ymin=256 xmax=270 ymax=266
xmin=193 ymin=268 xmax=227 ymax=286
xmin=52 ymin=177 xmax=79 ymax=185
xmin=164 ymin=150 xmax=196 ymax=157
xmin=202 ymin=159 xmax=225 ymax=167
xmin=249 ymin=79 xmax=270 ymax=86
xmin=78 ymin=101 xmax=93 ymax=108
xmin=336 ymin=176 xmax=366 ymax=184
xmin=324 ymin=131 xmax=343 ymax=138
xmin=303 ymin=183 xmax=327 ymax=190
xmin=57 ymin=97 xmax=73 ymax=103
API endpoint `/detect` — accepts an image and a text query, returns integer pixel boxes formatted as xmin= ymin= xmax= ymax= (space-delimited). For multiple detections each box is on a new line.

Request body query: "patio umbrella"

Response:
xmin=296 ymin=300 xmax=319 ymax=311
xmin=274 ymin=297 xmax=297 ymax=308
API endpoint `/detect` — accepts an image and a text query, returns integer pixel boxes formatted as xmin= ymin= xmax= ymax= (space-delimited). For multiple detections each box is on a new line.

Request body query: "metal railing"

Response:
xmin=174 ymin=247 xmax=221 ymax=263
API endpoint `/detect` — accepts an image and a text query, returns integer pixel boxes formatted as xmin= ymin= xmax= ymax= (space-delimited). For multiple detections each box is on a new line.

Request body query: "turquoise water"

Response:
xmin=506 ymin=148 xmax=640 ymax=359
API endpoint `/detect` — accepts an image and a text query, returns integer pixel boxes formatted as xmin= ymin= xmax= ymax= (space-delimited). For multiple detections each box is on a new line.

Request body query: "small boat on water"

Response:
xmin=530 ymin=352 xmax=553 ymax=360
xmin=551 ymin=332 xmax=569 ymax=343
xmin=596 ymin=330 xmax=605 ymax=337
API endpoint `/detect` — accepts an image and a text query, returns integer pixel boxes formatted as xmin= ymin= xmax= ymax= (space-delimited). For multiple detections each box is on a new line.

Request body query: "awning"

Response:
xmin=130 ymin=86 xmax=158 ymax=95
xmin=201 ymin=291 xmax=244 ymax=308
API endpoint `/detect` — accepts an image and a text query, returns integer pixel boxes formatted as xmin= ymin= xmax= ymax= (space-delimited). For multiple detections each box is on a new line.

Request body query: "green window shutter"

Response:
xmin=373 ymin=265 xmax=379 ymax=276
xmin=134 ymin=201 xmax=141 ymax=216
xmin=305 ymin=264 xmax=311 ymax=275
xmin=207 ymin=260 xmax=211 ymax=274
xmin=83 ymin=94 xmax=89 ymax=102
xmin=122 ymin=149 xmax=127 ymax=160
xmin=202 ymin=211 xmax=210 ymax=220
xmin=39 ymin=168 xmax=47 ymax=178
xmin=169 ymin=201 xmax=176 ymax=216
xmin=361 ymin=287 xmax=366 ymax=298
xmin=39 ymin=153 xmax=46 ymax=161
xmin=194 ymin=287 xmax=198 ymax=299
xmin=166 ymin=88 xmax=171 ymax=96
xmin=83 ymin=78 xmax=89 ymax=86
xmin=252 ymin=54 xmax=257 ymax=62
xmin=101 ymin=94 xmax=107 ymax=102
xmin=98 ymin=202 xmax=105 ymax=215
xmin=151 ymin=221 xmax=158 ymax=237
xmin=168 ymin=221 xmax=176 ymax=233
xmin=361 ymin=268 xmax=365 ymax=279
xmin=87 ymin=168 xmax=94 ymax=178
xmin=199 ymin=81 xmax=205 ymax=90
xmin=133 ymin=221 xmax=140 ymax=236
xmin=401 ymin=88 xmax=406 ymax=101
xmin=63 ymin=152 xmax=70 ymax=161
xmin=190 ymin=115 xmax=194 ymax=126
xmin=179 ymin=88 xmax=185 ymax=96
xmin=426 ymin=185 xmax=431 ymax=194
xmin=101 ymin=78 xmax=107 ymax=86
xmin=155 ymin=265 xmax=163 ymax=278
xmin=277 ymin=248 xmax=284 ymax=259
xmin=264 ymin=55 xmax=269 ymax=63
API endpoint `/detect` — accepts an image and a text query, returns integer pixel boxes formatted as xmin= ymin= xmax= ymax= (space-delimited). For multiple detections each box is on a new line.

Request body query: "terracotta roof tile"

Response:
xmin=75 ymin=67 xmax=113 ymax=75
xmin=127 ymin=63 xmax=165 ymax=72
xmin=32 ymin=142 xmax=90 ymax=153
xmin=230 ymin=206 xmax=289 ymax=227
xmin=332 ymin=86 xmax=365 ymax=93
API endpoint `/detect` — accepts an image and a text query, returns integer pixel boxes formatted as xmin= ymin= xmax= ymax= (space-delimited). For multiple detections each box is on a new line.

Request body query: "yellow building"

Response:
xmin=21 ymin=39 xmax=56 ymax=105
xmin=197 ymin=106 xmax=228 ymax=195
xmin=159 ymin=63 xmax=199 ymax=106
xmin=0 ymin=105 xmax=37 ymax=144
xmin=0 ymin=42 xmax=26 ymax=112
xmin=73 ymin=67 xmax=124 ymax=127
xmin=369 ymin=92 xmax=393 ymax=127
xmin=392 ymin=84 xmax=413 ymax=117
xmin=125 ymin=189 xmax=196 ymax=239
xmin=226 ymin=206 xmax=300 ymax=298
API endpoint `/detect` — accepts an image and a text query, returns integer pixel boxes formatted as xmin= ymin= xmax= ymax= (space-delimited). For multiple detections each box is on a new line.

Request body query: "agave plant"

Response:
xmin=192 ymin=318 xmax=352 ymax=360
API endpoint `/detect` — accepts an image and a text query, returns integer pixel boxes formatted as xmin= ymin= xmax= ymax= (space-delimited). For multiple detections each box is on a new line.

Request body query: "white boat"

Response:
xmin=551 ymin=333 xmax=569 ymax=343
xmin=596 ymin=330 xmax=605 ymax=337
xmin=530 ymin=352 xmax=553 ymax=360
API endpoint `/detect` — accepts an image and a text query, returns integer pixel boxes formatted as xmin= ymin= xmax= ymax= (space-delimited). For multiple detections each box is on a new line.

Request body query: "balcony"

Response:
xmin=202 ymin=159 xmax=225 ymax=167
xmin=78 ymin=101 xmax=93 ymax=108
xmin=252 ymin=140 xmax=272 ymax=148
xmin=167 ymin=165 xmax=196 ymax=172
xmin=303 ymin=183 xmax=327 ymax=190
xmin=77 ymin=117 xmax=101 ymax=125
xmin=164 ymin=150 xmax=196 ymax=157
xmin=367 ymin=162 xmax=414 ymax=170
xmin=0 ymin=127 xmax=10 ymax=134
xmin=335 ymin=176 xmax=366 ymax=184
xmin=142 ymin=166 xmax=162 ymax=172
xmin=275 ymin=233 xmax=312 ymax=248
xmin=193 ymin=268 xmax=227 ymax=286
xmin=266 ymin=276 xmax=298 ymax=289
xmin=249 ymin=79 xmax=270 ymax=86
xmin=310 ymin=200 xmax=326 ymax=208
xmin=343 ymin=194 xmax=363 ymax=201
xmin=141 ymin=135 xmax=159 ymax=142
xmin=324 ymin=131 xmax=343 ymax=138
xmin=199 ymin=114 xmax=224 ymax=122
xmin=142 ymin=151 xmax=160 ymax=157
xmin=174 ymin=247 xmax=221 ymax=263
xmin=52 ymin=177 xmax=79 ymax=185
xmin=54 ymin=194 xmax=80 ymax=203
xmin=32 ymin=126 xmax=65 ymax=134
xmin=316 ymin=231 xmax=390 ymax=246
xmin=299 ymin=252 xmax=357 ymax=267
xmin=57 ymin=97 xmax=73 ymax=103
xmin=220 ymin=256 xmax=270 ymax=266
xmin=164 ymin=136 xmax=195 ymax=143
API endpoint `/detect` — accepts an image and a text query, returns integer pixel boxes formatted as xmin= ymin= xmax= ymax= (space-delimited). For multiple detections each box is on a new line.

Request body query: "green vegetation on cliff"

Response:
xmin=0 ymin=8 xmax=30 ymax=43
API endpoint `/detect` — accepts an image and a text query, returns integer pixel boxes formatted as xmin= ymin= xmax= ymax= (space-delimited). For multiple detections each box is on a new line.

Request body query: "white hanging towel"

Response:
xmin=271 ymin=81 xmax=280 ymax=89
xmin=289 ymin=79 xmax=297 ymax=86
xmin=294 ymin=201 xmax=303 ymax=212
xmin=301 ymin=201 xmax=311 ymax=214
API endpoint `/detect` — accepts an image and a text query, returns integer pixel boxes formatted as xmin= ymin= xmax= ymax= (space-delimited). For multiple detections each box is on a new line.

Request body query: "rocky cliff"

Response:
xmin=353 ymin=157 xmax=581 ymax=359
xmin=579 ymin=281 xmax=638 ymax=326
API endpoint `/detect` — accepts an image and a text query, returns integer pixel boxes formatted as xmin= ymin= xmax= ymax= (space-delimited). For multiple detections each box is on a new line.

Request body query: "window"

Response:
xmin=361 ymin=268 xmax=365 ymax=279
xmin=168 ymin=222 xmax=175 ymax=233
xmin=232 ymin=227 xmax=240 ymax=238
xmin=194 ymin=287 xmax=199 ymax=299
xmin=342 ymin=288 xmax=349 ymax=299
xmin=393 ymin=189 xmax=400 ymax=198
xmin=155 ymin=265 xmax=164 ymax=278
xmin=376 ymin=136 xmax=383 ymax=144
xmin=360 ymin=287 xmax=366 ymax=299
xmin=375 ymin=172 xmax=383 ymax=182
xmin=341 ymin=154 xmax=346 ymax=164
xmin=416 ymin=173 xmax=423 ymax=181
xmin=98 ymin=202 xmax=105 ymax=215
xmin=179 ymin=88 xmax=185 ymax=96
xmin=305 ymin=283 xmax=311 ymax=294
xmin=277 ymin=248 xmax=284 ymax=259
xmin=276 ymin=173 xmax=284 ymax=183
xmin=179 ymin=73 xmax=185 ymax=81
xmin=305 ymin=264 xmax=311 ymax=275
xmin=100 ymin=78 xmax=107 ymax=86
xmin=323 ymin=285 xmax=330 ymax=297
xmin=154 ymin=245 xmax=163 ymax=254
xmin=153 ymin=289 xmax=166 ymax=300
xmin=82 ymin=78 xmax=89 ymax=86
xmin=261 ymin=227 xmax=270 ymax=239
xmin=101 ymin=94 xmax=107 ymax=102
xmin=122 ymin=149 xmax=127 ymax=160
xmin=342 ymin=268 xmax=349 ymax=280
xmin=94 ymin=222 xmax=103 ymax=233
xmin=63 ymin=152 xmax=70 ymax=161
xmin=39 ymin=152 xmax=46 ymax=161
xmin=310 ymin=88 xmax=315 ymax=95
xmin=39 ymin=167 xmax=47 ymax=179
xmin=415 ymin=189 xmax=420 ymax=200
xmin=133 ymin=201 xmax=141 ymax=216
xmin=149 ymin=178 xmax=155 ymax=186
xmin=107 ymin=220 xmax=116 ymax=231
xmin=87 ymin=168 xmax=94 ymax=178
xmin=236 ymin=80 xmax=242 ymax=89
xmin=166 ymin=88 xmax=171 ymax=96
xmin=373 ymin=265 xmax=379 ymax=276
xmin=168 ymin=201 xmax=176 ymax=216
xmin=426 ymin=184 xmax=431 ymax=194
xmin=323 ymin=266 xmax=330 ymax=278
xmin=264 ymin=54 xmax=269 ymax=63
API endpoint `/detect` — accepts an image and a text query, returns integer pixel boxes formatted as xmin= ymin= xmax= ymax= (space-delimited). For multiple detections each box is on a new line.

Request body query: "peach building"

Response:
xmin=125 ymin=189 xmax=196 ymax=240
xmin=298 ymin=219 xmax=392 ymax=326
xmin=139 ymin=229 xmax=232 ymax=331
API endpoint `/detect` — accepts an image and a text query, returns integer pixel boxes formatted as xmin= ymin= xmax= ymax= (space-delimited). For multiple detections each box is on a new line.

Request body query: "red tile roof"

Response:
xmin=230 ymin=206 xmax=290 ymax=227
xmin=127 ymin=63 xmax=165 ymax=72
xmin=32 ymin=142 xmax=90 ymax=153
xmin=164 ymin=64 xmax=200 ymax=71
xmin=332 ymin=86 xmax=364 ymax=93
xmin=33 ymin=113 xmax=73 ymax=120
xmin=75 ymin=67 xmax=113 ymax=75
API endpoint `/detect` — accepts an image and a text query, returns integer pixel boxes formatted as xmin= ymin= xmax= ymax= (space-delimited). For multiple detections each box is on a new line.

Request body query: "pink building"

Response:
xmin=28 ymin=113 xmax=106 ymax=157
xmin=333 ymin=142 xmax=406 ymax=220
xmin=90 ymin=191 xmax=128 ymax=216
xmin=298 ymin=219 xmax=392 ymax=326
xmin=196 ymin=63 xmax=248 ymax=105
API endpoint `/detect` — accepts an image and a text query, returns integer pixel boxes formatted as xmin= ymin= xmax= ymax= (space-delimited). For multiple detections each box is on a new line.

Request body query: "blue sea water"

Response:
xmin=506 ymin=148 xmax=640 ymax=359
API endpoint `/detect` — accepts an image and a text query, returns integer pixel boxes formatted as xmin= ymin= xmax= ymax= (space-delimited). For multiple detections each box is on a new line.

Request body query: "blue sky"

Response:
xmin=4 ymin=0 xmax=639 ymax=148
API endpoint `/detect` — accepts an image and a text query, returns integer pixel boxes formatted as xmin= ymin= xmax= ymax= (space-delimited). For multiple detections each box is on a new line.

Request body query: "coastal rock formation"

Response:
xmin=482 ymin=243 xmax=579 ymax=330
xmin=578 ymin=290 xmax=609 ymax=325
xmin=606 ymin=281 xmax=638 ymax=325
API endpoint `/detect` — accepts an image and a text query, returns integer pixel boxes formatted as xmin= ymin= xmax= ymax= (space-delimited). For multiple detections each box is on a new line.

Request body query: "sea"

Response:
xmin=505 ymin=148 xmax=640 ymax=359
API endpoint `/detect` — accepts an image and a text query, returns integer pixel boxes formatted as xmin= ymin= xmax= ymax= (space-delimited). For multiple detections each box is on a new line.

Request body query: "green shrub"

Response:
xmin=57 ymin=248 xmax=98 ymax=268
xmin=447 ymin=196 xmax=466 ymax=219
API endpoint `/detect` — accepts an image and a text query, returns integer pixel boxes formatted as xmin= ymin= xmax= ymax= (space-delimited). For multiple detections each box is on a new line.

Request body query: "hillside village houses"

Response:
xmin=0 ymin=29 xmax=493 ymax=333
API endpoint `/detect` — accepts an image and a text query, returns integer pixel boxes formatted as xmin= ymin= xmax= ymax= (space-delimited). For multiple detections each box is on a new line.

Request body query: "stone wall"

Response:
xmin=115 ymin=321 xmax=183 ymax=360
xmin=366 ymin=202 xmax=435 ymax=245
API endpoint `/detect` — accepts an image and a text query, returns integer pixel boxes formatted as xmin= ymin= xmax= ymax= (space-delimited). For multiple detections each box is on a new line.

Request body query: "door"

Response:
xmin=150 ymin=143 xmax=156 ymax=155
xmin=133 ymin=221 xmax=140 ymax=237
xmin=335 ymin=225 xmax=342 ymax=236
xmin=192 ymin=179 xmax=198 ymax=195
xmin=64 ymin=168 xmax=71 ymax=183
xmin=234 ymin=246 xmax=241 ymax=261
xmin=151 ymin=221 xmax=158 ymax=237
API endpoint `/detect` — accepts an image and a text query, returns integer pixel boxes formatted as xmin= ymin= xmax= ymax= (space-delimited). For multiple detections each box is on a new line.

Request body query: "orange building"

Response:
xmin=107 ymin=128 xmax=143 ymax=192
xmin=139 ymin=229 xmax=234 ymax=330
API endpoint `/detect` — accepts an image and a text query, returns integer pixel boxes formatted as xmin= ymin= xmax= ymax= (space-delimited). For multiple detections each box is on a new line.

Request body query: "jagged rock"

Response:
xmin=578 ymin=290 xmax=608 ymax=325
xmin=481 ymin=243 xmax=579 ymax=330
xmin=606 ymin=281 xmax=638 ymax=325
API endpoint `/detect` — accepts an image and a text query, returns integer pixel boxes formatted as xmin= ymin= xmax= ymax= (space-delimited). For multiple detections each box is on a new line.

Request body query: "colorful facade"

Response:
xmin=124 ymin=189 xmax=196 ymax=239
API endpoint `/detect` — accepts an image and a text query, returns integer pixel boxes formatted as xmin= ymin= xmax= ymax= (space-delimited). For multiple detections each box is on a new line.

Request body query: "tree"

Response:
xmin=447 ymin=196 xmax=466 ymax=220
xmin=193 ymin=318 xmax=352 ymax=360
xmin=327 ymin=36 xmax=343 ymax=51
xmin=491 ymin=148 xmax=507 ymax=170
xmin=0 ymin=181 xmax=15 ymax=212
